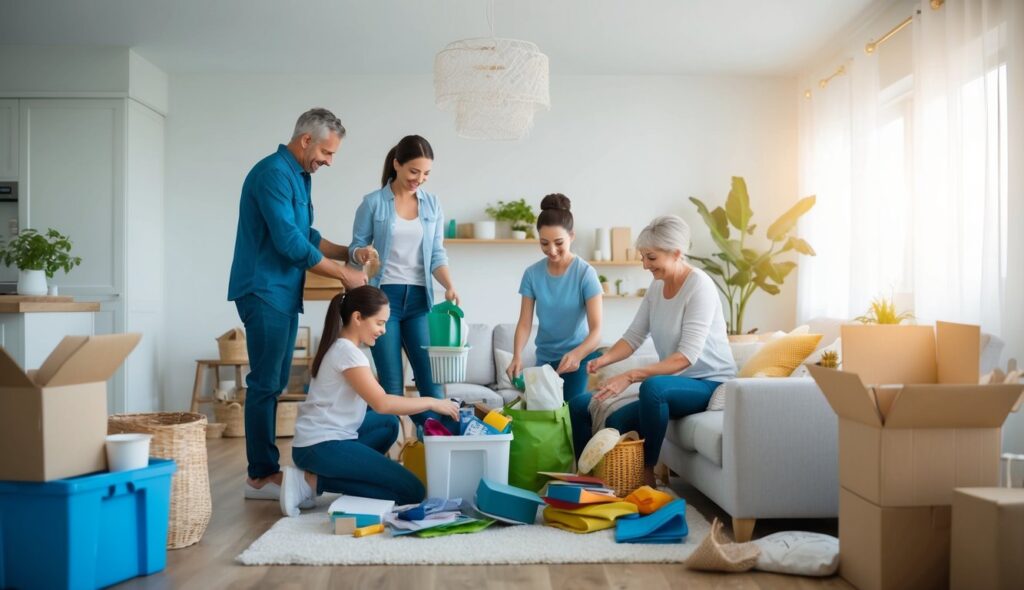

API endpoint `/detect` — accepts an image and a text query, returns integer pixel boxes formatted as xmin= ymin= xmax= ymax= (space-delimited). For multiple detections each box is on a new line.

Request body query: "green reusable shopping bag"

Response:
xmin=504 ymin=400 xmax=575 ymax=493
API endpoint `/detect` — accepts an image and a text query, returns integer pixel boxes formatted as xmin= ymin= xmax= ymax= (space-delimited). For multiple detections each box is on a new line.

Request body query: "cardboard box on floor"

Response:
xmin=0 ymin=333 xmax=141 ymax=481
xmin=809 ymin=321 xmax=1024 ymax=590
xmin=951 ymin=487 xmax=1024 ymax=590
xmin=809 ymin=322 xmax=1024 ymax=507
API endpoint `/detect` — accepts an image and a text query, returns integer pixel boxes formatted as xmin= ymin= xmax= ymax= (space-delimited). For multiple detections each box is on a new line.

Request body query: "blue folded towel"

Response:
xmin=614 ymin=499 xmax=688 ymax=544
xmin=397 ymin=497 xmax=462 ymax=521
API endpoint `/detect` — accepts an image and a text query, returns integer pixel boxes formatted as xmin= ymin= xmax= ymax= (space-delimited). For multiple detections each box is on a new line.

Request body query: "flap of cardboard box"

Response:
xmin=842 ymin=324 xmax=938 ymax=385
xmin=0 ymin=346 xmax=36 ymax=388
xmin=884 ymin=383 xmax=1024 ymax=428
xmin=35 ymin=333 xmax=142 ymax=387
xmin=935 ymin=321 xmax=980 ymax=384
xmin=808 ymin=364 xmax=883 ymax=427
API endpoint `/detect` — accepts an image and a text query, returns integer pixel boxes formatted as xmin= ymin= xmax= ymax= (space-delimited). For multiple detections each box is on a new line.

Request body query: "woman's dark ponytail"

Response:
xmin=380 ymin=135 xmax=435 ymax=188
xmin=311 ymin=286 xmax=390 ymax=377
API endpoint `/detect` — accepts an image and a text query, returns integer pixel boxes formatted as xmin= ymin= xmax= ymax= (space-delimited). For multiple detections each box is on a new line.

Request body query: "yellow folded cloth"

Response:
xmin=543 ymin=501 xmax=639 ymax=534
xmin=625 ymin=485 xmax=674 ymax=515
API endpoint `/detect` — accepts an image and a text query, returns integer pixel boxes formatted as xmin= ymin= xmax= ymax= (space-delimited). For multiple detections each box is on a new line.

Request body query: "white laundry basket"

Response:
xmin=424 ymin=433 xmax=512 ymax=501
xmin=424 ymin=346 xmax=470 ymax=384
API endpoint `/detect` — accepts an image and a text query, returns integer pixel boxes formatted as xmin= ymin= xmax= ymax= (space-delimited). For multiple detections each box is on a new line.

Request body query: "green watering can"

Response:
xmin=428 ymin=300 xmax=465 ymax=347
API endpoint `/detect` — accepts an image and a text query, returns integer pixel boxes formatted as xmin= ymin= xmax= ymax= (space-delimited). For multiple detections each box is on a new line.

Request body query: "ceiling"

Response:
xmin=0 ymin=0 xmax=884 ymax=76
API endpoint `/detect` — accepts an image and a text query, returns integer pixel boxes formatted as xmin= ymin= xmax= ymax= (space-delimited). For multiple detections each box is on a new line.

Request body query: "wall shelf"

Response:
xmin=588 ymin=259 xmax=642 ymax=266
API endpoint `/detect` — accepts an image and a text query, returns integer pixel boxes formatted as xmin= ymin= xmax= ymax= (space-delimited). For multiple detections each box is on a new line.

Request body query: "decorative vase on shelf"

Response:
xmin=473 ymin=221 xmax=496 ymax=240
xmin=17 ymin=269 xmax=47 ymax=296
xmin=511 ymin=230 xmax=527 ymax=240
xmin=596 ymin=228 xmax=612 ymax=261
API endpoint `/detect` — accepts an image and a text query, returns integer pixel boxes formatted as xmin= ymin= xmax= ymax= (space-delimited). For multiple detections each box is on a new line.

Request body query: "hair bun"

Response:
xmin=540 ymin=193 xmax=571 ymax=211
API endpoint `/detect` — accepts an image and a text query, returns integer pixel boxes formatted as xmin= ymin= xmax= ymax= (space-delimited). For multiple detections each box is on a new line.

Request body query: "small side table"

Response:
xmin=190 ymin=357 xmax=311 ymax=413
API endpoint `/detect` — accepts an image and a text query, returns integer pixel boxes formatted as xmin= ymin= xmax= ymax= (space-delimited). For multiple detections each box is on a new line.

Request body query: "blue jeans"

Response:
xmin=372 ymin=284 xmax=446 ymax=427
xmin=235 ymin=294 xmax=298 ymax=480
xmin=292 ymin=410 xmax=425 ymax=505
xmin=542 ymin=351 xmax=601 ymax=403
xmin=569 ymin=375 xmax=720 ymax=467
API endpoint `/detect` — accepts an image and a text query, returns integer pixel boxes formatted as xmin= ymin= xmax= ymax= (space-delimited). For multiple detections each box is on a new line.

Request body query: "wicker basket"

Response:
xmin=205 ymin=422 xmax=227 ymax=439
xmin=275 ymin=401 xmax=299 ymax=437
xmin=108 ymin=412 xmax=212 ymax=549
xmin=216 ymin=327 xmax=248 ymax=362
xmin=593 ymin=431 xmax=645 ymax=498
xmin=213 ymin=401 xmax=245 ymax=438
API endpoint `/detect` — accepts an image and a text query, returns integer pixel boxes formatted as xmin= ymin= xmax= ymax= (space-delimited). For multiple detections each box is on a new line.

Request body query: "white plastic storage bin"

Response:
xmin=424 ymin=346 xmax=470 ymax=383
xmin=424 ymin=433 xmax=512 ymax=501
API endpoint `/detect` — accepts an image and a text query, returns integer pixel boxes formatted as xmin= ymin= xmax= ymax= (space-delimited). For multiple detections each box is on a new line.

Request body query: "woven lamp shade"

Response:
xmin=434 ymin=37 xmax=550 ymax=140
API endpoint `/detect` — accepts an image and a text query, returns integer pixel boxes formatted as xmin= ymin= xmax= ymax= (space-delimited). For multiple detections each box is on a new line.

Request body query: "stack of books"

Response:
xmin=539 ymin=473 xmax=638 ymax=533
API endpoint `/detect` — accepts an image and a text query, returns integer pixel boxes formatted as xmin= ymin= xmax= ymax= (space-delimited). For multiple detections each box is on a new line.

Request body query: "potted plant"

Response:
xmin=0 ymin=228 xmax=82 ymax=296
xmin=599 ymin=274 xmax=610 ymax=294
xmin=485 ymin=198 xmax=537 ymax=239
xmin=689 ymin=176 xmax=816 ymax=338
xmin=854 ymin=295 xmax=914 ymax=325
xmin=614 ymin=278 xmax=624 ymax=296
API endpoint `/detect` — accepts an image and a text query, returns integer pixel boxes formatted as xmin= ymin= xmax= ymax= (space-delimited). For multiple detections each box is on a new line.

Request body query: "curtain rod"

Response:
xmin=865 ymin=0 xmax=944 ymax=54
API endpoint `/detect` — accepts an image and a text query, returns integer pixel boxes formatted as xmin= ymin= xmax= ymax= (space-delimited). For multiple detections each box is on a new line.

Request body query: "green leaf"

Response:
xmin=755 ymin=258 xmax=782 ymax=283
xmin=690 ymin=256 xmax=726 ymax=277
xmin=725 ymin=176 xmax=753 ymax=231
xmin=711 ymin=207 xmax=730 ymax=240
xmin=690 ymin=197 xmax=742 ymax=261
xmin=726 ymin=270 xmax=751 ymax=287
xmin=773 ymin=261 xmax=798 ymax=281
xmin=746 ymin=223 xmax=757 ymax=235
xmin=783 ymin=236 xmax=816 ymax=256
xmin=766 ymin=195 xmax=816 ymax=241
xmin=753 ymin=274 xmax=781 ymax=295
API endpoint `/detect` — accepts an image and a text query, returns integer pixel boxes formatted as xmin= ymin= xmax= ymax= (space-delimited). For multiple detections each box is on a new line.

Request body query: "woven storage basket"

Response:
xmin=108 ymin=412 xmax=212 ymax=549
xmin=275 ymin=401 xmax=299 ymax=437
xmin=593 ymin=431 xmax=645 ymax=497
xmin=213 ymin=401 xmax=245 ymax=438
xmin=216 ymin=327 xmax=248 ymax=362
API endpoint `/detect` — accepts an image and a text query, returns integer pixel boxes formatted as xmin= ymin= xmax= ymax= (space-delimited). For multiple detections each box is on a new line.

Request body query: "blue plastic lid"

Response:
xmin=0 ymin=458 xmax=177 ymax=495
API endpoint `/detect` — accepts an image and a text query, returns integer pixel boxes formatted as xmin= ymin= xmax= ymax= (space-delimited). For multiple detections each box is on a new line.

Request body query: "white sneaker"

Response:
xmin=279 ymin=466 xmax=315 ymax=517
xmin=246 ymin=478 xmax=315 ymax=509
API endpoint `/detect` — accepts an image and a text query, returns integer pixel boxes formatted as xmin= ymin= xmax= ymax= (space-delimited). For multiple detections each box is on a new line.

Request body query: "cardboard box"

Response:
xmin=840 ymin=488 xmax=951 ymax=590
xmin=0 ymin=333 xmax=141 ymax=481
xmin=808 ymin=322 xmax=1024 ymax=507
xmin=951 ymin=487 xmax=1024 ymax=590
xmin=611 ymin=227 xmax=631 ymax=261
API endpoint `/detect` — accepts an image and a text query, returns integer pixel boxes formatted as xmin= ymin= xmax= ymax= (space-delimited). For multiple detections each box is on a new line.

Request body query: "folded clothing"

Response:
xmin=624 ymin=485 xmax=674 ymax=515
xmin=397 ymin=497 xmax=462 ymax=521
xmin=615 ymin=499 xmax=687 ymax=544
xmin=543 ymin=501 xmax=639 ymax=534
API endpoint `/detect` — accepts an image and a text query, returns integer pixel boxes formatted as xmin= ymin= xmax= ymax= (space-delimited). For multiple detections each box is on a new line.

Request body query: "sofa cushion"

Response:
xmin=493 ymin=323 xmax=537 ymax=361
xmin=464 ymin=323 xmax=495 ymax=386
xmin=442 ymin=383 xmax=504 ymax=408
xmin=667 ymin=411 xmax=724 ymax=467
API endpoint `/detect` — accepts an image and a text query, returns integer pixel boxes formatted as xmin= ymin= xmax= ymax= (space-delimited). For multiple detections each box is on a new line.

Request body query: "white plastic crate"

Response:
xmin=424 ymin=433 xmax=512 ymax=501
xmin=424 ymin=345 xmax=470 ymax=384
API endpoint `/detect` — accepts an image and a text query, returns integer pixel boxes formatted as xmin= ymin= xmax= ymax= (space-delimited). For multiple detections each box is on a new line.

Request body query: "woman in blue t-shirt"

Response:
xmin=507 ymin=194 xmax=603 ymax=402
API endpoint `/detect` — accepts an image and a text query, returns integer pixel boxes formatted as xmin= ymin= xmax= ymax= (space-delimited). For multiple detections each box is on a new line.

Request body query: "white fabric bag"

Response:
xmin=523 ymin=364 xmax=564 ymax=410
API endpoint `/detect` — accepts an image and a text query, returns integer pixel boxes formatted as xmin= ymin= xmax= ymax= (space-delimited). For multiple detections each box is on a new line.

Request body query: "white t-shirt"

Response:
xmin=621 ymin=268 xmax=737 ymax=382
xmin=293 ymin=338 xmax=371 ymax=448
xmin=380 ymin=215 xmax=425 ymax=286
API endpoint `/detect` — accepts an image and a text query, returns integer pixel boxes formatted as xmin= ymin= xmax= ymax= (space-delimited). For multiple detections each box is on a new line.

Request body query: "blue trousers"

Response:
xmin=292 ymin=410 xmax=425 ymax=505
xmin=541 ymin=350 xmax=601 ymax=403
xmin=236 ymin=294 xmax=298 ymax=480
xmin=372 ymin=284 xmax=448 ymax=427
xmin=569 ymin=375 xmax=720 ymax=467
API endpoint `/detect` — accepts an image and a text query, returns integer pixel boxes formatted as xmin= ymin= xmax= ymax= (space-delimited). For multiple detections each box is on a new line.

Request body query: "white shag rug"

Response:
xmin=237 ymin=508 xmax=710 ymax=566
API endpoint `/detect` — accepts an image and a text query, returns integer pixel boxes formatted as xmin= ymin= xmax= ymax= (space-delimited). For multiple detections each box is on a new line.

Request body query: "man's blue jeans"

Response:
xmin=235 ymin=294 xmax=298 ymax=480
xmin=292 ymin=410 xmax=424 ymax=505
xmin=372 ymin=284 xmax=450 ymax=427
xmin=569 ymin=375 xmax=720 ymax=467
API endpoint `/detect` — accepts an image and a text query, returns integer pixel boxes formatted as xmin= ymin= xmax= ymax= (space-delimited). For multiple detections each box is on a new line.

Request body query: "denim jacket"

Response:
xmin=349 ymin=183 xmax=448 ymax=307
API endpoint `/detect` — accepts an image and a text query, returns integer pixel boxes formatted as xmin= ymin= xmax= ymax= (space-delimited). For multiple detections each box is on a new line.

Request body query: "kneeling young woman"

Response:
xmin=280 ymin=286 xmax=459 ymax=516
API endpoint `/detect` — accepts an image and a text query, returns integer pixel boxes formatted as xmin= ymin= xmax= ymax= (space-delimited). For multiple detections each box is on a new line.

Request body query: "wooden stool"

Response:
xmin=190 ymin=357 xmax=312 ymax=413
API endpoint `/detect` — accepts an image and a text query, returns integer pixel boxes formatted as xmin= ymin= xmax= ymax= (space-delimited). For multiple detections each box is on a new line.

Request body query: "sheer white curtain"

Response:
xmin=797 ymin=0 xmax=1020 ymax=344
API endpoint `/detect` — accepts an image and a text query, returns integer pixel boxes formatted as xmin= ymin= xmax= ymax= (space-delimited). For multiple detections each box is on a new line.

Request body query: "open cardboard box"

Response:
xmin=0 ymin=333 xmax=141 ymax=481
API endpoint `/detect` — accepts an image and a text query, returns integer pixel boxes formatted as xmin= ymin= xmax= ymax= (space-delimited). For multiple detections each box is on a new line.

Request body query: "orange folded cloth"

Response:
xmin=624 ymin=485 xmax=674 ymax=515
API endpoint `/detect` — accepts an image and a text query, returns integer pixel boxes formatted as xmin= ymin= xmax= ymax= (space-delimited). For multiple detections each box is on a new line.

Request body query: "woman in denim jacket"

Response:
xmin=349 ymin=135 xmax=459 ymax=426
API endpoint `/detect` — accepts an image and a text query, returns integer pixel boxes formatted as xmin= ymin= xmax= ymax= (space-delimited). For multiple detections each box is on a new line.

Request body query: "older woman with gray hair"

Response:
xmin=569 ymin=214 xmax=736 ymax=486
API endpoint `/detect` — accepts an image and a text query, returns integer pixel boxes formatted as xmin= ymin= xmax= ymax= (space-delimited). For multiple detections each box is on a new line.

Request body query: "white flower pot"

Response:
xmin=473 ymin=221 xmax=496 ymax=240
xmin=511 ymin=230 xmax=527 ymax=240
xmin=17 ymin=269 xmax=47 ymax=296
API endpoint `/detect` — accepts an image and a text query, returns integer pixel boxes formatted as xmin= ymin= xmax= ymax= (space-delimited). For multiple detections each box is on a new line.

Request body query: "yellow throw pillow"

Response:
xmin=738 ymin=334 xmax=823 ymax=378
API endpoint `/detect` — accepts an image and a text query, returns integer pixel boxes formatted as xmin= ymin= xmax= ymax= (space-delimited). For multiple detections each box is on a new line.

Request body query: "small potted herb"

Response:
xmin=599 ymin=274 xmax=610 ymax=294
xmin=0 ymin=228 xmax=82 ymax=296
xmin=485 ymin=198 xmax=537 ymax=239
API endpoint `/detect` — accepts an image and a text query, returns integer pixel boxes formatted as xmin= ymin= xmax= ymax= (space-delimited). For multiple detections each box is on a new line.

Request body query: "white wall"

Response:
xmin=163 ymin=73 xmax=798 ymax=410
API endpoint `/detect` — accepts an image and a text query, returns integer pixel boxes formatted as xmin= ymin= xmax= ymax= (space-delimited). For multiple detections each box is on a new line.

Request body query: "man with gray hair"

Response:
xmin=228 ymin=107 xmax=365 ymax=503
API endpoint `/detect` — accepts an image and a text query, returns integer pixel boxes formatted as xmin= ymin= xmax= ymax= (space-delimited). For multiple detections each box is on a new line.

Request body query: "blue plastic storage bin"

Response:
xmin=0 ymin=458 xmax=176 ymax=590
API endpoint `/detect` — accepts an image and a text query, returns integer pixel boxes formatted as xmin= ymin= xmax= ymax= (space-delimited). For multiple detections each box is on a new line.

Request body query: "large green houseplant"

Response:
xmin=486 ymin=198 xmax=537 ymax=239
xmin=0 ymin=228 xmax=82 ymax=296
xmin=689 ymin=177 xmax=816 ymax=336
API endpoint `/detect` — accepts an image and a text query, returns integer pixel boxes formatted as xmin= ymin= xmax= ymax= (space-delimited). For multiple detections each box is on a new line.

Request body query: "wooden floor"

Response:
xmin=115 ymin=437 xmax=851 ymax=589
